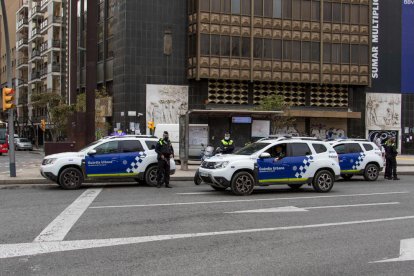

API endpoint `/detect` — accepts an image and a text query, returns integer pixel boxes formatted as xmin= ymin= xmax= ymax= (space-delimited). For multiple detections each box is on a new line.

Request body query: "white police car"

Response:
xmin=40 ymin=135 xmax=176 ymax=189
xmin=198 ymin=137 xmax=340 ymax=196
xmin=329 ymin=139 xmax=384 ymax=181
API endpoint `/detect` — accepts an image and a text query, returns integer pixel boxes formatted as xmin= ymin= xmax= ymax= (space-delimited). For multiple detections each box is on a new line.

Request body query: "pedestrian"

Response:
xmin=384 ymin=136 xmax=399 ymax=180
xmin=220 ymin=132 xmax=235 ymax=154
xmin=155 ymin=131 xmax=174 ymax=188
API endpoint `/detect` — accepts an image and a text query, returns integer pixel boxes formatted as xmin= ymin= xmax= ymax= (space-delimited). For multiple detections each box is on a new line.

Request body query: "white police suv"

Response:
xmin=329 ymin=139 xmax=384 ymax=181
xmin=198 ymin=137 xmax=340 ymax=196
xmin=41 ymin=135 xmax=176 ymax=189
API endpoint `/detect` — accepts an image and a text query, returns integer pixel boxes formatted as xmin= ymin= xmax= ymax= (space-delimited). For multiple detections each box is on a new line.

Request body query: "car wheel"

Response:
xmin=288 ymin=184 xmax=303 ymax=189
xmin=312 ymin=170 xmax=334 ymax=193
xmin=230 ymin=171 xmax=255 ymax=196
xmin=211 ymin=185 xmax=227 ymax=191
xmin=59 ymin=167 xmax=83 ymax=190
xmin=341 ymin=174 xmax=353 ymax=181
xmin=145 ymin=165 xmax=158 ymax=187
xmin=364 ymin=164 xmax=379 ymax=181
xmin=194 ymin=169 xmax=202 ymax=185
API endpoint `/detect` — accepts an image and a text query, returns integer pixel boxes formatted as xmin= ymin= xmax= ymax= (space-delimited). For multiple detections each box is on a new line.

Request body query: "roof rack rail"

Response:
xmin=103 ymin=135 xmax=158 ymax=139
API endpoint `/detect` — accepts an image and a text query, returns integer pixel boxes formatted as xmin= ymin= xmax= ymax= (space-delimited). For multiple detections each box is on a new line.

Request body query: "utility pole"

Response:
xmin=1 ymin=0 xmax=16 ymax=177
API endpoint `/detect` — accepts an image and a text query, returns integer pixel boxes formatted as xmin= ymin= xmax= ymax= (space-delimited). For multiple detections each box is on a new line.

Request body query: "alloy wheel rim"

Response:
xmin=149 ymin=168 xmax=158 ymax=184
xmin=317 ymin=173 xmax=332 ymax=191
xmin=235 ymin=175 xmax=253 ymax=194
xmin=63 ymin=171 xmax=80 ymax=187
xmin=367 ymin=166 xmax=378 ymax=179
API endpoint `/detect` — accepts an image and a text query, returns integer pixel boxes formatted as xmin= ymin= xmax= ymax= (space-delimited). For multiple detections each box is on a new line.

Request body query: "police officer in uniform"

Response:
xmin=384 ymin=136 xmax=399 ymax=180
xmin=155 ymin=131 xmax=174 ymax=188
xmin=220 ymin=132 xmax=235 ymax=154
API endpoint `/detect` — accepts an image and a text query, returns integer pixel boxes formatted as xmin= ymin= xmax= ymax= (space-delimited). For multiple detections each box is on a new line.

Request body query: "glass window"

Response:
xmin=363 ymin=143 xmax=374 ymax=151
xmin=241 ymin=0 xmax=251 ymax=15
xmin=107 ymin=18 xmax=114 ymax=37
xmin=332 ymin=3 xmax=341 ymax=23
xmin=266 ymin=143 xmax=287 ymax=158
xmin=273 ymin=39 xmax=282 ymax=60
xmin=145 ymin=141 xmax=157 ymax=150
xmin=302 ymin=41 xmax=311 ymax=62
xmin=231 ymin=36 xmax=240 ymax=56
xmin=292 ymin=0 xmax=300 ymax=20
xmin=211 ymin=35 xmax=220 ymax=55
xmin=107 ymin=0 xmax=116 ymax=18
xmin=97 ymin=42 xmax=104 ymax=61
xmin=220 ymin=36 xmax=230 ymax=56
xmin=263 ymin=39 xmax=272 ymax=59
xmin=290 ymin=143 xmax=312 ymax=157
xmin=311 ymin=42 xmax=320 ymax=62
xmin=200 ymin=0 xmax=210 ymax=11
xmin=334 ymin=144 xmax=346 ymax=155
xmin=273 ymin=0 xmax=282 ymax=18
xmin=222 ymin=0 xmax=231 ymax=13
xmin=98 ymin=3 xmax=104 ymax=21
xmin=292 ymin=41 xmax=301 ymax=61
xmin=211 ymin=0 xmax=221 ymax=12
xmin=350 ymin=44 xmax=359 ymax=64
xmin=200 ymin=34 xmax=210 ymax=55
xmin=120 ymin=140 xmax=144 ymax=153
xmin=341 ymin=44 xmax=349 ymax=63
xmin=360 ymin=5 xmax=368 ymax=25
xmin=359 ymin=45 xmax=368 ymax=65
xmin=323 ymin=2 xmax=332 ymax=22
xmin=254 ymin=0 xmax=263 ymax=16
xmin=346 ymin=143 xmax=362 ymax=154
xmin=95 ymin=141 xmax=119 ymax=155
xmin=312 ymin=143 xmax=327 ymax=154
xmin=332 ymin=44 xmax=340 ymax=63
xmin=242 ymin=37 xmax=250 ymax=57
xmin=189 ymin=34 xmax=197 ymax=56
xmin=312 ymin=0 xmax=320 ymax=21
xmin=106 ymin=38 xmax=114 ymax=58
xmin=301 ymin=0 xmax=311 ymax=20
xmin=342 ymin=4 xmax=350 ymax=23
xmin=282 ymin=0 xmax=291 ymax=19
xmin=283 ymin=40 xmax=291 ymax=60
xmin=350 ymin=5 xmax=359 ymax=24
xmin=232 ymin=0 xmax=241 ymax=14
xmin=98 ymin=23 xmax=104 ymax=41
xmin=264 ymin=0 xmax=273 ymax=17
xmin=323 ymin=43 xmax=331 ymax=63
xmin=235 ymin=142 xmax=271 ymax=155
xmin=253 ymin=38 xmax=263 ymax=58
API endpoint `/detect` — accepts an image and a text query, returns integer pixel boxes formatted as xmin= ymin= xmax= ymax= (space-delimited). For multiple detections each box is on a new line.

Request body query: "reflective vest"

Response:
xmin=221 ymin=139 xmax=233 ymax=146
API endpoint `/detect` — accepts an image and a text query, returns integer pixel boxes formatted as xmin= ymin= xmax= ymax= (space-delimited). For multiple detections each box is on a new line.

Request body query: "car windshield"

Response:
xmin=79 ymin=140 xmax=101 ymax=152
xmin=234 ymin=142 xmax=270 ymax=155
xmin=19 ymin=138 xmax=30 ymax=143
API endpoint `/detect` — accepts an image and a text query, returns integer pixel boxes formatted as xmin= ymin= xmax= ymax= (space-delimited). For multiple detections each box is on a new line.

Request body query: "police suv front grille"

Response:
xmin=201 ymin=161 xmax=216 ymax=169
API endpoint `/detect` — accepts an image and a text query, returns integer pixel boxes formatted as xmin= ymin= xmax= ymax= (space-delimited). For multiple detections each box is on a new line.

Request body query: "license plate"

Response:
xmin=200 ymin=171 xmax=209 ymax=177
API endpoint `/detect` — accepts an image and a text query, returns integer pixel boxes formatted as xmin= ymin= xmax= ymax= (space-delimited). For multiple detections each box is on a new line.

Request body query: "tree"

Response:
xmin=31 ymin=93 xmax=74 ymax=142
xmin=255 ymin=93 xmax=295 ymax=135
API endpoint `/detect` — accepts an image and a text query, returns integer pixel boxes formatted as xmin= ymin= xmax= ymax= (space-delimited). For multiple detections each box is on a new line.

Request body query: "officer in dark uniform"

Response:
xmin=155 ymin=131 xmax=174 ymax=188
xmin=384 ymin=136 xmax=399 ymax=180
xmin=220 ymin=132 xmax=235 ymax=154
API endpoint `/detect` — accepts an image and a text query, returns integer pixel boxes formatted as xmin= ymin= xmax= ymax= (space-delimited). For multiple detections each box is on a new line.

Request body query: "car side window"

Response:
xmin=363 ymin=143 xmax=374 ymax=151
xmin=265 ymin=143 xmax=287 ymax=158
xmin=346 ymin=143 xmax=362 ymax=154
xmin=145 ymin=141 xmax=157 ymax=150
xmin=120 ymin=140 xmax=144 ymax=153
xmin=289 ymin=143 xmax=312 ymax=157
xmin=312 ymin=143 xmax=327 ymax=154
xmin=94 ymin=141 xmax=119 ymax=155
xmin=334 ymin=144 xmax=346 ymax=154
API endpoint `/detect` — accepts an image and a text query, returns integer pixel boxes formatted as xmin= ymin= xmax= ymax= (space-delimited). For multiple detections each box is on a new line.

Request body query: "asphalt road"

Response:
xmin=1 ymin=178 xmax=414 ymax=275
xmin=0 ymin=150 xmax=43 ymax=175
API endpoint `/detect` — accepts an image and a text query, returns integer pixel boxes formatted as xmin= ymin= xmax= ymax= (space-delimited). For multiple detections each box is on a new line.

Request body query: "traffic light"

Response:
xmin=41 ymin=119 xmax=46 ymax=132
xmin=2 ymin=87 xmax=15 ymax=111
xmin=147 ymin=121 xmax=154 ymax=130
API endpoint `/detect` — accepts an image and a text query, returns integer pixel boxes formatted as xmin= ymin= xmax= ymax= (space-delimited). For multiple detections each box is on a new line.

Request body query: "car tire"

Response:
xmin=145 ymin=165 xmax=158 ymax=187
xmin=211 ymin=185 xmax=227 ymax=191
xmin=341 ymin=174 xmax=353 ymax=181
xmin=312 ymin=170 xmax=334 ymax=193
xmin=194 ymin=169 xmax=202 ymax=185
xmin=59 ymin=167 xmax=83 ymax=190
xmin=230 ymin=171 xmax=255 ymax=196
xmin=364 ymin=164 xmax=380 ymax=181
xmin=288 ymin=184 xmax=303 ymax=189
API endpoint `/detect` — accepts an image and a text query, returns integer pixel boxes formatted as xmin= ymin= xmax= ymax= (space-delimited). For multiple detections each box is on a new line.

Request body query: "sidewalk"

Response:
xmin=0 ymin=158 xmax=413 ymax=185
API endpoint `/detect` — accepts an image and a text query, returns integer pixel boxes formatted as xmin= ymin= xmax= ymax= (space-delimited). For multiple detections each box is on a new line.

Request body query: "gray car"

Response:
xmin=14 ymin=138 xmax=33 ymax=151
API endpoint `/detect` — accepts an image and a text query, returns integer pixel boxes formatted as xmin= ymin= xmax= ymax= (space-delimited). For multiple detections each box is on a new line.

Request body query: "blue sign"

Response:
xmin=402 ymin=0 xmax=414 ymax=93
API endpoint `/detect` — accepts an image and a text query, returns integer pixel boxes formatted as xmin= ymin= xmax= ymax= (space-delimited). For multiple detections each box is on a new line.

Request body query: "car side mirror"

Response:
xmin=259 ymin=152 xmax=271 ymax=159
xmin=87 ymin=149 xmax=97 ymax=156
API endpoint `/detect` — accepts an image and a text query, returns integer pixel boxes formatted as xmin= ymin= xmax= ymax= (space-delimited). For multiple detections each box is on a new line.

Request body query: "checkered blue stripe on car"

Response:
xmin=351 ymin=152 xmax=366 ymax=170
xmin=294 ymin=155 xmax=314 ymax=178
xmin=126 ymin=152 xmax=147 ymax=173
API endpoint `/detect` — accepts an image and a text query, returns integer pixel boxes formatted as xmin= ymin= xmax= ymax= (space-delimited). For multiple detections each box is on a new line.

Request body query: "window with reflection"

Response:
xmin=350 ymin=5 xmax=359 ymax=24
xmin=283 ymin=40 xmax=291 ymax=60
xmin=273 ymin=0 xmax=282 ymax=18
xmin=263 ymin=39 xmax=272 ymax=59
xmin=332 ymin=3 xmax=341 ymax=23
xmin=241 ymin=0 xmax=251 ymax=15
xmin=302 ymin=41 xmax=311 ymax=62
xmin=264 ymin=0 xmax=273 ymax=17
xmin=359 ymin=45 xmax=368 ymax=64
xmin=282 ymin=0 xmax=291 ymax=19
xmin=232 ymin=0 xmax=241 ymax=14
xmin=312 ymin=0 xmax=320 ymax=21
xmin=242 ymin=37 xmax=250 ymax=57
xmin=292 ymin=41 xmax=301 ymax=61
xmin=200 ymin=0 xmax=210 ymax=11
xmin=323 ymin=43 xmax=331 ymax=63
xmin=211 ymin=34 xmax=220 ymax=55
xmin=254 ymin=0 xmax=263 ymax=16
xmin=301 ymin=0 xmax=311 ymax=20
xmin=323 ymin=2 xmax=332 ymax=22
xmin=341 ymin=44 xmax=350 ymax=63
xmin=360 ymin=5 xmax=368 ymax=25
xmin=222 ymin=0 xmax=231 ymax=13
xmin=254 ymin=38 xmax=263 ymax=58
xmin=211 ymin=0 xmax=220 ymax=12
xmin=231 ymin=36 xmax=240 ymax=56
xmin=220 ymin=36 xmax=230 ymax=56
xmin=311 ymin=42 xmax=320 ymax=62
xmin=351 ymin=44 xmax=359 ymax=64
xmin=200 ymin=34 xmax=210 ymax=55
xmin=292 ymin=0 xmax=300 ymax=20
xmin=332 ymin=44 xmax=340 ymax=63
xmin=273 ymin=39 xmax=282 ymax=60
xmin=342 ymin=4 xmax=350 ymax=23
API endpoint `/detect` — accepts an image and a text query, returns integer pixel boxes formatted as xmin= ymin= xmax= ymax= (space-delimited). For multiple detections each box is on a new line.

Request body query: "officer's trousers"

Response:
xmin=157 ymin=158 xmax=170 ymax=186
xmin=385 ymin=157 xmax=397 ymax=178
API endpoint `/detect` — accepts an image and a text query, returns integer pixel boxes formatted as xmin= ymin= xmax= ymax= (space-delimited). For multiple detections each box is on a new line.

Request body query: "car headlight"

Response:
xmin=214 ymin=161 xmax=229 ymax=169
xmin=42 ymin=158 xmax=57 ymax=165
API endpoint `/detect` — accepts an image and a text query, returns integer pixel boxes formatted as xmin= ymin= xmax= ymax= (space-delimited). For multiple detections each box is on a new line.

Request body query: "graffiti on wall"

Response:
xmin=310 ymin=124 xmax=346 ymax=139
xmin=146 ymin=85 xmax=189 ymax=124
xmin=274 ymin=126 xmax=300 ymax=136
xmin=366 ymin=93 xmax=401 ymax=129
xmin=368 ymin=130 xmax=399 ymax=147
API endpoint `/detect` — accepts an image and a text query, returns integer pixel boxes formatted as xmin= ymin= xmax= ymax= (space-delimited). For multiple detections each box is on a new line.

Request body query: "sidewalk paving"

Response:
xmin=0 ymin=157 xmax=413 ymax=185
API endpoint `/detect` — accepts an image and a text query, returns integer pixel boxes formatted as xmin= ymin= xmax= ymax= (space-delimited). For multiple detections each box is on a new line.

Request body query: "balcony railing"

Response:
xmin=51 ymin=40 xmax=60 ymax=48
xmin=17 ymin=38 xmax=28 ymax=47
xmin=31 ymin=49 xmax=40 ymax=58
xmin=50 ymin=16 xmax=62 ymax=24
xmin=40 ymin=67 xmax=47 ymax=77
xmin=31 ymin=71 xmax=41 ymax=80
xmin=40 ymin=0 xmax=48 ymax=8
xmin=31 ymin=5 xmax=41 ymax=16
xmin=17 ymin=79 xmax=28 ymax=86
xmin=40 ymin=42 xmax=48 ymax=53
xmin=17 ymin=58 xmax=29 ymax=66
xmin=40 ymin=19 xmax=48 ymax=30
xmin=17 ymin=18 xmax=28 ymax=29
xmin=51 ymin=64 xmax=60 ymax=72
xmin=31 ymin=28 xmax=40 ymax=37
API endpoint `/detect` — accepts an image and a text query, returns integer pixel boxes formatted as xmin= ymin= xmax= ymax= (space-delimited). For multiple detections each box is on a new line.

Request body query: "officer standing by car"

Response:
xmin=220 ymin=132 xmax=235 ymax=154
xmin=384 ymin=136 xmax=399 ymax=180
xmin=155 ymin=131 xmax=174 ymax=188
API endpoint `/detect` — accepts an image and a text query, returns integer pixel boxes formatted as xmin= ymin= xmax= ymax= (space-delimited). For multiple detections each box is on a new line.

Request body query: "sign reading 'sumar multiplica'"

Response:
xmin=371 ymin=0 xmax=379 ymax=79
xmin=402 ymin=0 xmax=414 ymax=93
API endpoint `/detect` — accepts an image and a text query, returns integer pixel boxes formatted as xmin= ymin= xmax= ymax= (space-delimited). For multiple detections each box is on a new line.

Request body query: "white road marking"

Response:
xmin=373 ymin=238 xmax=414 ymax=263
xmin=34 ymin=188 xmax=102 ymax=242
xmin=226 ymin=202 xmax=400 ymax=213
xmin=2 ymin=215 xmax=414 ymax=259
xmin=176 ymin=192 xmax=215 ymax=195
xmin=90 ymin=191 xmax=408 ymax=209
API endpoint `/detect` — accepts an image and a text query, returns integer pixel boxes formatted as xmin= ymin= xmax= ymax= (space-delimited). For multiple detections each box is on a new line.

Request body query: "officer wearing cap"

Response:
xmin=384 ymin=136 xmax=399 ymax=180
xmin=155 ymin=131 xmax=174 ymax=188
xmin=220 ymin=132 xmax=235 ymax=154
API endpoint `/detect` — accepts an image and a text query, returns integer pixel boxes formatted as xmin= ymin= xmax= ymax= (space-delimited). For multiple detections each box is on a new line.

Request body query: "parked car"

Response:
xmin=14 ymin=138 xmax=33 ymax=151
xmin=197 ymin=137 xmax=340 ymax=196
xmin=40 ymin=135 xmax=176 ymax=189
